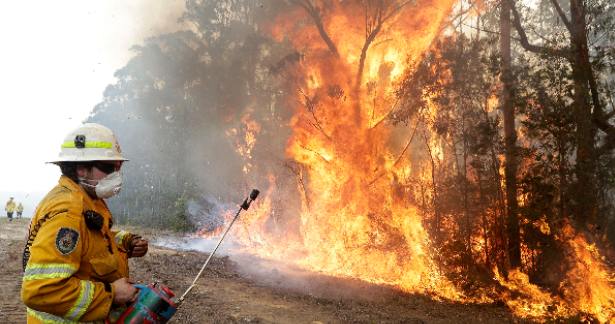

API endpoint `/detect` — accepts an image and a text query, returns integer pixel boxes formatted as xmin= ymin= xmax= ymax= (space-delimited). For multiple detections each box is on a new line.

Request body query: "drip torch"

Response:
xmin=110 ymin=189 xmax=260 ymax=324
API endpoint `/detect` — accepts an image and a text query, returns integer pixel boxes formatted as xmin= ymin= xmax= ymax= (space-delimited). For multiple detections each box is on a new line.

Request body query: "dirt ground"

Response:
xmin=1 ymin=218 xmax=523 ymax=323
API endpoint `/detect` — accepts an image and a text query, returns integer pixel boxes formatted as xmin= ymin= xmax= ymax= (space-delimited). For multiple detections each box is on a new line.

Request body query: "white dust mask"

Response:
xmin=80 ymin=171 xmax=123 ymax=199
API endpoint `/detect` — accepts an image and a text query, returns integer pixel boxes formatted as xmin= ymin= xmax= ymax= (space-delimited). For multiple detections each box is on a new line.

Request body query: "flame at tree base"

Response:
xmin=492 ymin=223 xmax=614 ymax=322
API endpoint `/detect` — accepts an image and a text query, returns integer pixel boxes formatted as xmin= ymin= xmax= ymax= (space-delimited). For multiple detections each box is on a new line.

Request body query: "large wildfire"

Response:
xmin=207 ymin=1 xmax=615 ymax=322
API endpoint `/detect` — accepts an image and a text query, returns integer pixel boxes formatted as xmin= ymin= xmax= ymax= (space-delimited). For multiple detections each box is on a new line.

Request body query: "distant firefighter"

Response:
xmin=16 ymin=202 xmax=24 ymax=218
xmin=5 ymin=197 xmax=16 ymax=221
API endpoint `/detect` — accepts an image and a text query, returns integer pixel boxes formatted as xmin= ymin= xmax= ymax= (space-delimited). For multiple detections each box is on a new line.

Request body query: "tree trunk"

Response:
xmin=557 ymin=138 xmax=567 ymax=222
xmin=477 ymin=165 xmax=491 ymax=269
xmin=569 ymin=0 xmax=597 ymax=228
xmin=424 ymin=135 xmax=441 ymax=244
xmin=490 ymin=136 xmax=508 ymax=273
xmin=500 ymin=0 xmax=521 ymax=269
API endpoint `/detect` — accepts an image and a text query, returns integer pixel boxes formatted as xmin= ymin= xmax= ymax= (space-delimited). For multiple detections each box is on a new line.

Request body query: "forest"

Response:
xmin=88 ymin=0 xmax=615 ymax=321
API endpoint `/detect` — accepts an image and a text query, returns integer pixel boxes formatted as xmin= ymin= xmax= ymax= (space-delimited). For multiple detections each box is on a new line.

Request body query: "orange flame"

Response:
xmin=226 ymin=109 xmax=262 ymax=174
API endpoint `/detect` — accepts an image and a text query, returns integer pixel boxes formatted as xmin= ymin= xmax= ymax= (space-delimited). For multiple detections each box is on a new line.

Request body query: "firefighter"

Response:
xmin=5 ymin=197 xmax=16 ymax=221
xmin=21 ymin=123 xmax=149 ymax=323
xmin=16 ymin=202 xmax=24 ymax=218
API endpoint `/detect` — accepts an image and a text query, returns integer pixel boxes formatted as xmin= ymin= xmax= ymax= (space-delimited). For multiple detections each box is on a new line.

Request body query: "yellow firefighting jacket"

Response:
xmin=21 ymin=176 xmax=134 ymax=323
xmin=17 ymin=203 xmax=24 ymax=213
xmin=5 ymin=199 xmax=16 ymax=212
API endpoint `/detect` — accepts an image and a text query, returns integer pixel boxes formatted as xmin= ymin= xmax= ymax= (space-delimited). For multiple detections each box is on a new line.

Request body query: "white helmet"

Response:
xmin=49 ymin=123 xmax=128 ymax=163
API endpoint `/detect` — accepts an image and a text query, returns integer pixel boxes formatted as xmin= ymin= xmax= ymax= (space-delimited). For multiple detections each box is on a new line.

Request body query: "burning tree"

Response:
xmin=247 ymin=0 xmax=464 ymax=295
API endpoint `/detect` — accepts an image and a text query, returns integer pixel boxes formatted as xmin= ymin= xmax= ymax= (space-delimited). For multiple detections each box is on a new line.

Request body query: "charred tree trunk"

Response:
xmin=569 ymin=0 xmax=597 ymax=228
xmin=500 ymin=0 xmax=521 ymax=269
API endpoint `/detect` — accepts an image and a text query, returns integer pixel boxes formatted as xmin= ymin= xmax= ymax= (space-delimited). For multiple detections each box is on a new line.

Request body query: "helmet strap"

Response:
xmin=78 ymin=177 xmax=99 ymax=199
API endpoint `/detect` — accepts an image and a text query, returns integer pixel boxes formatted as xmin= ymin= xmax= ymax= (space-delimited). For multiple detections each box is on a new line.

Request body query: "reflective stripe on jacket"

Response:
xmin=21 ymin=176 xmax=130 ymax=323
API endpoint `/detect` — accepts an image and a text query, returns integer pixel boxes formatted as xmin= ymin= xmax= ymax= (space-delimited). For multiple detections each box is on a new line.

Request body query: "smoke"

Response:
xmin=230 ymin=253 xmax=416 ymax=302
xmin=151 ymin=233 xmax=417 ymax=302
xmin=152 ymin=235 xmax=237 ymax=255
xmin=94 ymin=0 xmax=186 ymax=68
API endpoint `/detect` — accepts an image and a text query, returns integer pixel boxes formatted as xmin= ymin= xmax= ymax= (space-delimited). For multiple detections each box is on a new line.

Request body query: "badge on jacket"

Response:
xmin=56 ymin=227 xmax=79 ymax=255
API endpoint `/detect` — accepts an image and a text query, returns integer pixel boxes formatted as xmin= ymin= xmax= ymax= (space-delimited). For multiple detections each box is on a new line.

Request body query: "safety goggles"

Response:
xmin=92 ymin=161 xmax=122 ymax=174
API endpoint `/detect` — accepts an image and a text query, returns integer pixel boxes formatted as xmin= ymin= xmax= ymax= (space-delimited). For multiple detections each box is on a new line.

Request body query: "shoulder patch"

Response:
xmin=56 ymin=227 xmax=80 ymax=255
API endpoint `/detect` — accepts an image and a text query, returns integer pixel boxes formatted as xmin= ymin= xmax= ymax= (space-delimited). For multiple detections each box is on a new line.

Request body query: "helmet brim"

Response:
xmin=47 ymin=157 xmax=130 ymax=164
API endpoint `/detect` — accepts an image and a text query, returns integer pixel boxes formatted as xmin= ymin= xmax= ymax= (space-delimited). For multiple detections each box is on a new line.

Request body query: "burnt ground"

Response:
xmin=1 ymin=218 xmax=524 ymax=323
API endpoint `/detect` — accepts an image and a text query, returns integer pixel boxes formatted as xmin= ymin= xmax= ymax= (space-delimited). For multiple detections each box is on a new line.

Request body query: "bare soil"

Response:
xmin=1 ymin=219 xmax=524 ymax=323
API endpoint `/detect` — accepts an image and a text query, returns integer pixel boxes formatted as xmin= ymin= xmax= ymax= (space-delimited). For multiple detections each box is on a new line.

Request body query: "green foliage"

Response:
xmin=169 ymin=193 xmax=194 ymax=232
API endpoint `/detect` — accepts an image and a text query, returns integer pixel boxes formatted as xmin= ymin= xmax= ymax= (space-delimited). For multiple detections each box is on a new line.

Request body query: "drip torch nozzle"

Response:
xmin=178 ymin=188 xmax=261 ymax=306
xmin=241 ymin=189 xmax=260 ymax=210
xmin=250 ymin=189 xmax=260 ymax=200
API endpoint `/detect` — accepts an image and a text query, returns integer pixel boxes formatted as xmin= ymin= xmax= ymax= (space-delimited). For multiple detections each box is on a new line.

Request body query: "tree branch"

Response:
xmin=548 ymin=0 xmax=572 ymax=32
xmin=393 ymin=116 xmax=420 ymax=167
xmin=367 ymin=116 xmax=420 ymax=186
xmin=293 ymin=0 xmax=340 ymax=57
xmin=370 ymin=98 xmax=399 ymax=129
xmin=298 ymin=88 xmax=333 ymax=140
xmin=438 ymin=1 xmax=479 ymax=39
xmin=460 ymin=22 xmax=525 ymax=42
xmin=529 ymin=26 xmax=558 ymax=45
xmin=299 ymin=145 xmax=332 ymax=163
xmin=356 ymin=0 xmax=413 ymax=90
xmin=507 ymin=0 xmax=571 ymax=59
xmin=382 ymin=0 xmax=414 ymax=22
xmin=284 ymin=161 xmax=311 ymax=209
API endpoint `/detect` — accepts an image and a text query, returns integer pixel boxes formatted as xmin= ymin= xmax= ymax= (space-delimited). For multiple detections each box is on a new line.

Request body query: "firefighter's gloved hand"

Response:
xmin=128 ymin=235 xmax=148 ymax=258
xmin=112 ymin=278 xmax=138 ymax=305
